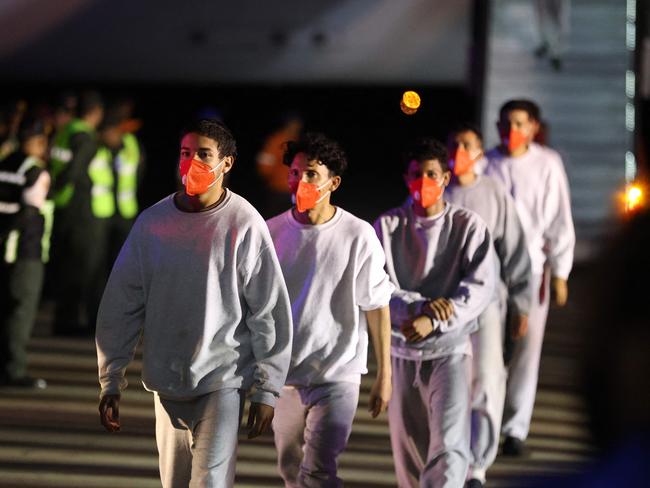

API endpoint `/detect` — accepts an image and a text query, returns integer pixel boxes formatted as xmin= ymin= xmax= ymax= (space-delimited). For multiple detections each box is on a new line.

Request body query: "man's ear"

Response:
xmin=222 ymin=155 xmax=235 ymax=174
xmin=330 ymin=175 xmax=342 ymax=192
xmin=442 ymin=171 xmax=451 ymax=187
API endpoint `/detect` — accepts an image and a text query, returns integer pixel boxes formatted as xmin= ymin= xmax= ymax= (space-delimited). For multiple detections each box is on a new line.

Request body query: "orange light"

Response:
xmin=625 ymin=184 xmax=644 ymax=213
xmin=400 ymin=100 xmax=417 ymax=116
xmin=402 ymin=90 xmax=421 ymax=110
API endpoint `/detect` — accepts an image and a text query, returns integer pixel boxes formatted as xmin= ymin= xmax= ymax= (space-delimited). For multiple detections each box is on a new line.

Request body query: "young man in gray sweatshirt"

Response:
xmin=374 ymin=138 xmax=496 ymax=488
xmin=267 ymin=133 xmax=393 ymax=487
xmin=96 ymin=119 xmax=293 ymax=488
xmin=446 ymin=124 xmax=532 ymax=488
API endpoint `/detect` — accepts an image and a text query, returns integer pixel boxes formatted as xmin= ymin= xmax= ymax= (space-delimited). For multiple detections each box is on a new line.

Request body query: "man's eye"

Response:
xmin=198 ymin=151 xmax=212 ymax=160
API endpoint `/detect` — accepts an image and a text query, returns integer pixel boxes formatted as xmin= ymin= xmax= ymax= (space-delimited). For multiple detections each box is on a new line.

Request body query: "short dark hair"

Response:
xmin=181 ymin=118 xmax=237 ymax=159
xmin=283 ymin=132 xmax=347 ymax=176
xmin=77 ymin=90 xmax=104 ymax=118
xmin=499 ymin=99 xmax=541 ymax=122
xmin=404 ymin=137 xmax=449 ymax=173
xmin=18 ymin=115 xmax=47 ymax=143
xmin=450 ymin=122 xmax=483 ymax=142
xmin=99 ymin=106 xmax=125 ymax=131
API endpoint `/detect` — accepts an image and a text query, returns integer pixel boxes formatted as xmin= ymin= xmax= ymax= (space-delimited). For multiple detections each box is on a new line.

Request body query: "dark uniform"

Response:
xmin=49 ymin=121 xmax=107 ymax=335
xmin=0 ymin=151 xmax=50 ymax=385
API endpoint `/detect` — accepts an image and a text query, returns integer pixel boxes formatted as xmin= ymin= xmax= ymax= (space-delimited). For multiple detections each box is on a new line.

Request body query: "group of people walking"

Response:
xmin=95 ymin=97 xmax=574 ymax=488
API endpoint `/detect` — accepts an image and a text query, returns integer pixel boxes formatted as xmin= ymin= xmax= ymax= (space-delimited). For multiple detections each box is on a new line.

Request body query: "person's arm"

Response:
xmin=365 ymin=306 xmax=391 ymax=418
xmin=241 ymin=243 xmax=293 ymax=438
xmin=494 ymin=185 xmax=533 ymax=338
xmin=543 ymin=155 xmax=575 ymax=306
xmin=372 ymin=217 xmax=429 ymax=327
xmin=404 ymin=222 xmax=496 ymax=341
xmin=96 ymin=220 xmax=146 ymax=432
xmin=356 ymin=228 xmax=394 ymax=418
xmin=51 ymin=132 xmax=96 ymax=194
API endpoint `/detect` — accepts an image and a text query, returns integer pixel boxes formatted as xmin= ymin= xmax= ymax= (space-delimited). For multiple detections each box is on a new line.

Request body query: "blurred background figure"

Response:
xmin=98 ymin=105 xmax=144 ymax=271
xmin=256 ymin=113 xmax=302 ymax=218
xmin=534 ymin=0 xmax=571 ymax=71
xmin=49 ymin=90 xmax=105 ymax=336
xmin=52 ymin=91 xmax=78 ymax=135
xmin=0 ymin=114 xmax=51 ymax=389
xmin=0 ymin=99 xmax=28 ymax=161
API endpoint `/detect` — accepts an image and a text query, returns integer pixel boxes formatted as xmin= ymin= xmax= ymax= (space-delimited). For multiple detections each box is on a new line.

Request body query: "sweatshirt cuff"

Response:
xmin=250 ymin=389 xmax=278 ymax=408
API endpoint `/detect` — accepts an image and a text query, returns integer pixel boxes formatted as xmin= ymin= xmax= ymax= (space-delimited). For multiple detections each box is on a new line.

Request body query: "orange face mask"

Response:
xmin=295 ymin=179 xmax=331 ymax=213
xmin=409 ymin=176 xmax=443 ymax=209
xmin=503 ymin=128 xmax=527 ymax=153
xmin=451 ymin=147 xmax=477 ymax=177
xmin=179 ymin=158 xmax=224 ymax=196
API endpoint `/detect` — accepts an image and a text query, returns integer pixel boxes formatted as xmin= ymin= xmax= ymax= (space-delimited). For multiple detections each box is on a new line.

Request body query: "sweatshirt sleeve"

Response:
xmin=356 ymin=228 xmax=395 ymax=311
xmin=493 ymin=185 xmax=533 ymax=315
xmin=241 ymin=244 xmax=293 ymax=408
xmin=543 ymin=155 xmax=575 ymax=279
xmin=373 ymin=216 xmax=429 ymax=328
xmin=436 ymin=221 xmax=496 ymax=334
xmin=95 ymin=220 xmax=146 ymax=397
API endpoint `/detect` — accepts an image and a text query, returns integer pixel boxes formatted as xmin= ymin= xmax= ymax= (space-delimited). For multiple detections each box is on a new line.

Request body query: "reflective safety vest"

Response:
xmin=2 ymin=156 xmax=54 ymax=264
xmin=114 ymin=133 xmax=140 ymax=219
xmin=49 ymin=119 xmax=93 ymax=209
xmin=88 ymin=148 xmax=116 ymax=219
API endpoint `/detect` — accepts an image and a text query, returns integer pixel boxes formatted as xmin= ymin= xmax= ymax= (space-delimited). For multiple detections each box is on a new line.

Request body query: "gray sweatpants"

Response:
xmin=154 ymin=388 xmax=245 ymax=488
xmin=502 ymin=272 xmax=550 ymax=440
xmin=272 ymin=382 xmax=360 ymax=487
xmin=389 ymin=354 xmax=472 ymax=488
xmin=468 ymin=300 xmax=507 ymax=483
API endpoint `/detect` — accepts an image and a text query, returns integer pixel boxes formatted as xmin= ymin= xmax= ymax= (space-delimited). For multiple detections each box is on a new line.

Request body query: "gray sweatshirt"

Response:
xmin=485 ymin=143 xmax=575 ymax=279
xmin=267 ymin=208 xmax=394 ymax=386
xmin=374 ymin=202 xmax=496 ymax=360
xmin=96 ymin=190 xmax=293 ymax=407
xmin=446 ymin=175 xmax=532 ymax=315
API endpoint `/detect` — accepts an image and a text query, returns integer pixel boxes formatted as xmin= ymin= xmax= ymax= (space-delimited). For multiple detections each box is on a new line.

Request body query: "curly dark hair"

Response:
xmin=181 ymin=118 xmax=237 ymax=158
xmin=283 ymin=132 xmax=347 ymax=176
xmin=404 ymin=137 xmax=449 ymax=173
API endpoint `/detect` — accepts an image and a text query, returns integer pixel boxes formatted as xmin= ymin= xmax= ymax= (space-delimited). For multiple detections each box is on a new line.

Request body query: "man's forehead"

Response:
xmin=182 ymin=133 xmax=219 ymax=148
xmin=409 ymin=158 xmax=441 ymax=171
xmin=293 ymin=153 xmax=324 ymax=168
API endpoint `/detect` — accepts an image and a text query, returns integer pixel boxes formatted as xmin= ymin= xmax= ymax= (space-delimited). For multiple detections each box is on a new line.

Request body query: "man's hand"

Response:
xmin=425 ymin=298 xmax=454 ymax=321
xmin=99 ymin=394 xmax=121 ymax=432
xmin=509 ymin=313 xmax=528 ymax=340
xmin=368 ymin=374 xmax=391 ymax=418
xmin=400 ymin=315 xmax=435 ymax=343
xmin=551 ymin=277 xmax=568 ymax=307
xmin=247 ymin=402 xmax=274 ymax=439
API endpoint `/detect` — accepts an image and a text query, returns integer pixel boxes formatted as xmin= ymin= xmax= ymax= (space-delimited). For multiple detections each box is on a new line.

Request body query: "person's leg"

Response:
xmin=298 ymin=382 xmax=360 ymax=487
xmin=4 ymin=259 xmax=44 ymax=380
xmin=388 ymin=356 xmax=431 ymax=488
xmin=83 ymin=219 xmax=109 ymax=332
xmin=502 ymin=273 xmax=550 ymax=441
xmin=468 ymin=301 xmax=506 ymax=483
xmin=154 ymin=394 xmax=193 ymax=488
xmin=189 ymin=388 xmax=244 ymax=488
xmin=273 ymin=386 xmax=308 ymax=487
xmin=420 ymin=354 xmax=472 ymax=488
xmin=52 ymin=217 xmax=84 ymax=334
xmin=547 ymin=0 xmax=571 ymax=59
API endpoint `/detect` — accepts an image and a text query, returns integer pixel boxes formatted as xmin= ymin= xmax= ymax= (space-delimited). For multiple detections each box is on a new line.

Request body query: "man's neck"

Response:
xmin=457 ymin=171 xmax=477 ymax=187
xmin=175 ymin=186 xmax=225 ymax=212
xmin=413 ymin=200 xmax=445 ymax=218
xmin=293 ymin=201 xmax=336 ymax=225
xmin=501 ymin=144 xmax=529 ymax=158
